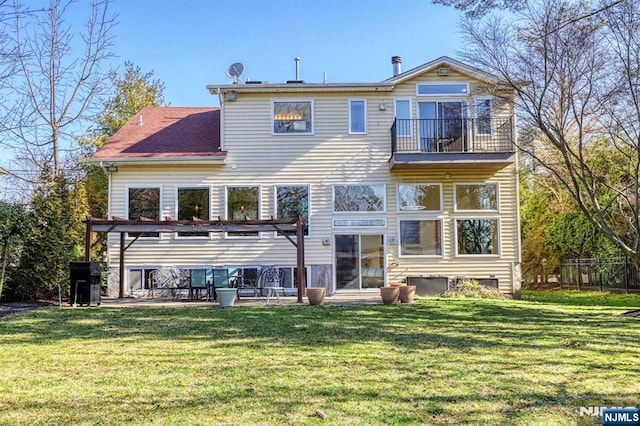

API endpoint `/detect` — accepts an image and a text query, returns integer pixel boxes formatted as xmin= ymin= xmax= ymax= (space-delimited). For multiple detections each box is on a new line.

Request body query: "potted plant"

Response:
xmin=307 ymin=286 xmax=326 ymax=306
xmin=216 ymin=287 xmax=237 ymax=307
xmin=379 ymin=286 xmax=399 ymax=304
xmin=399 ymin=285 xmax=416 ymax=303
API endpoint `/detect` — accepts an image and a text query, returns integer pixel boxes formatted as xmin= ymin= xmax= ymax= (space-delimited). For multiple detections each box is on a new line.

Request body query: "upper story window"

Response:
xmin=454 ymin=183 xmax=498 ymax=211
xmin=394 ymin=99 xmax=411 ymax=137
xmin=349 ymin=100 xmax=366 ymax=134
xmin=334 ymin=184 xmax=386 ymax=212
xmin=177 ymin=187 xmax=210 ymax=237
xmin=226 ymin=186 xmax=260 ymax=237
xmin=276 ymin=185 xmax=310 ymax=236
xmin=398 ymin=183 xmax=442 ymax=212
xmin=417 ymin=83 xmax=468 ymax=96
xmin=273 ymin=100 xmax=313 ymax=134
xmin=475 ymin=98 xmax=492 ymax=135
xmin=128 ymin=187 xmax=160 ymax=238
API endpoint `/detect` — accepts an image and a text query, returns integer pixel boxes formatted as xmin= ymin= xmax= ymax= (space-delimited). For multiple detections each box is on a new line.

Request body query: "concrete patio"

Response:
xmin=97 ymin=291 xmax=386 ymax=308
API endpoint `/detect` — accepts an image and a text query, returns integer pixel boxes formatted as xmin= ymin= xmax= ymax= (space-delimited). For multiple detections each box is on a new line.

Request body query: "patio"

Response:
xmin=98 ymin=291 xmax=384 ymax=308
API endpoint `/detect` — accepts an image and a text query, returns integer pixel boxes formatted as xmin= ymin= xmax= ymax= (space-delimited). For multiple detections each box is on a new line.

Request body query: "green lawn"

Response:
xmin=1 ymin=292 xmax=639 ymax=425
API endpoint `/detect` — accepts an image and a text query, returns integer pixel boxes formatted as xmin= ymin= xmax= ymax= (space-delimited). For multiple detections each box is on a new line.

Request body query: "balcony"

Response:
xmin=389 ymin=118 xmax=516 ymax=170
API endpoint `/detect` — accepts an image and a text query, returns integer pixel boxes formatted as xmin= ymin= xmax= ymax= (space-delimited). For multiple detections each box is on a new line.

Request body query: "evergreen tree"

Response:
xmin=13 ymin=172 xmax=87 ymax=300
xmin=0 ymin=202 xmax=31 ymax=300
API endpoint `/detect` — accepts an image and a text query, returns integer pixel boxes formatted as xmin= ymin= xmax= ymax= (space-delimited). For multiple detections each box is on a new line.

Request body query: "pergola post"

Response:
xmin=296 ymin=218 xmax=306 ymax=303
xmin=119 ymin=232 xmax=125 ymax=299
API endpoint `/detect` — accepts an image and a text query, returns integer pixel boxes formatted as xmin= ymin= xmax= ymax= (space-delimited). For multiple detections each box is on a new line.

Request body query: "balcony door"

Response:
xmin=335 ymin=234 xmax=384 ymax=291
xmin=418 ymin=101 xmax=467 ymax=152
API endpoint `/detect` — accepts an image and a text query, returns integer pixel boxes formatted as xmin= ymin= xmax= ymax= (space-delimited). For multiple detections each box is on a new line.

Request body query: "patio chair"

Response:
xmin=158 ymin=268 xmax=190 ymax=300
xmin=231 ymin=268 xmax=261 ymax=299
xmin=189 ymin=269 xmax=209 ymax=301
xmin=258 ymin=268 xmax=285 ymax=304
xmin=147 ymin=268 xmax=188 ymax=299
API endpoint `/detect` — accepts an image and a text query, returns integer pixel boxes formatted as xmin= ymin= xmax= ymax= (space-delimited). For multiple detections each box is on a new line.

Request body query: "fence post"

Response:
xmin=599 ymin=258 xmax=603 ymax=292
xmin=577 ymin=259 xmax=582 ymax=291
xmin=625 ymin=257 xmax=629 ymax=294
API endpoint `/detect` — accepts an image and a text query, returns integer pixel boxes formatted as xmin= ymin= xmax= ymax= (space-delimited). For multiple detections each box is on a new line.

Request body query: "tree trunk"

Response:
xmin=0 ymin=241 xmax=10 ymax=300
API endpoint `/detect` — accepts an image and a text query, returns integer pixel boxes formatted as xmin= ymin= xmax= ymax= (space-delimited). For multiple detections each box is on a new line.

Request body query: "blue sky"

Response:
xmin=106 ymin=0 xmax=465 ymax=107
xmin=0 ymin=0 xmax=465 ymax=196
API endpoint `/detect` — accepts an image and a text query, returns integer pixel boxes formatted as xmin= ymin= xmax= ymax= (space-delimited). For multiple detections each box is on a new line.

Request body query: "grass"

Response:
xmin=522 ymin=289 xmax=640 ymax=307
xmin=0 ymin=292 xmax=639 ymax=425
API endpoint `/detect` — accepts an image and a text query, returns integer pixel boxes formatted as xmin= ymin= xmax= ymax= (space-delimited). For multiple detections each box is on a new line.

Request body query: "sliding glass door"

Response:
xmin=335 ymin=234 xmax=384 ymax=291
xmin=418 ymin=101 xmax=467 ymax=152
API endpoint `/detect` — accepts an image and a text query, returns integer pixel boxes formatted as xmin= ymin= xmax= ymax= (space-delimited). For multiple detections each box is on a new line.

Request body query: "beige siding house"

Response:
xmin=92 ymin=56 xmax=521 ymax=297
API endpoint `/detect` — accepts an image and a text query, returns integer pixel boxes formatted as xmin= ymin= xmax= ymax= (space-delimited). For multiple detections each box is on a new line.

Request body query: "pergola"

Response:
xmin=83 ymin=217 xmax=307 ymax=302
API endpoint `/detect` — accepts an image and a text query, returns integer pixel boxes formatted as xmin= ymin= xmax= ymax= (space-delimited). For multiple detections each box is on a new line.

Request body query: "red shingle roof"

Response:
xmin=91 ymin=107 xmax=222 ymax=160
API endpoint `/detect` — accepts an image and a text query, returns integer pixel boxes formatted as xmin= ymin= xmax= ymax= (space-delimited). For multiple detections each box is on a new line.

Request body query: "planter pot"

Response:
xmin=216 ymin=288 xmax=237 ymax=307
xmin=307 ymin=287 xmax=326 ymax=306
xmin=389 ymin=282 xmax=404 ymax=288
xmin=399 ymin=285 xmax=416 ymax=303
xmin=380 ymin=286 xmax=400 ymax=304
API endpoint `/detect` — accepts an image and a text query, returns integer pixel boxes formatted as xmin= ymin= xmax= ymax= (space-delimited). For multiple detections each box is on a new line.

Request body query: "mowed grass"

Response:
xmin=1 ymin=292 xmax=639 ymax=425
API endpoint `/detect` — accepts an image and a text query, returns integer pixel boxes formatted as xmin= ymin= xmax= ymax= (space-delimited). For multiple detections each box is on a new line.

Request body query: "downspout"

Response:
xmin=512 ymin=110 xmax=522 ymax=298
xmin=99 ymin=161 xmax=114 ymax=290
xmin=216 ymin=88 xmax=225 ymax=153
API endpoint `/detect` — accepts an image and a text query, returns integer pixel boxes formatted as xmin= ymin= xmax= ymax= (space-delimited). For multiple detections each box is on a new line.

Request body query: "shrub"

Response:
xmin=441 ymin=279 xmax=504 ymax=299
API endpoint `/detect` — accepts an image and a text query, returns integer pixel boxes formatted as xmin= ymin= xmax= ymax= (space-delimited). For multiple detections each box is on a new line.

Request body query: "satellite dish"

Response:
xmin=226 ymin=62 xmax=244 ymax=83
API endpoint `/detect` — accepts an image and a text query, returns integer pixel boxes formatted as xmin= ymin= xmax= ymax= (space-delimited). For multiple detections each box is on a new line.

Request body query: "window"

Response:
xmin=177 ymin=187 xmax=210 ymax=237
xmin=334 ymin=184 xmax=385 ymax=212
xmin=394 ymin=99 xmax=411 ymax=137
xmin=128 ymin=267 xmax=158 ymax=292
xmin=475 ymin=98 xmax=492 ymax=135
xmin=276 ymin=185 xmax=309 ymax=236
xmin=349 ymin=100 xmax=366 ymax=134
xmin=417 ymin=83 xmax=468 ymax=96
xmin=399 ymin=219 xmax=442 ymax=256
xmin=226 ymin=186 xmax=260 ymax=237
xmin=398 ymin=184 xmax=441 ymax=211
xmin=333 ymin=219 xmax=386 ymax=227
xmin=127 ymin=187 xmax=160 ymax=237
xmin=454 ymin=183 xmax=498 ymax=211
xmin=456 ymin=218 xmax=499 ymax=255
xmin=273 ymin=101 xmax=313 ymax=134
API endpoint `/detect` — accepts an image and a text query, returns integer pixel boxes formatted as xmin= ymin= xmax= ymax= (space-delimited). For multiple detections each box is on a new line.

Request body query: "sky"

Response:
xmin=105 ymin=0 xmax=466 ymax=107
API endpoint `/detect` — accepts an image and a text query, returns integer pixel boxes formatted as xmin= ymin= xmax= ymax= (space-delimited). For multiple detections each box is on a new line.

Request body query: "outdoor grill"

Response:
xmin=69 ymin=261 xmax=102 ymax=306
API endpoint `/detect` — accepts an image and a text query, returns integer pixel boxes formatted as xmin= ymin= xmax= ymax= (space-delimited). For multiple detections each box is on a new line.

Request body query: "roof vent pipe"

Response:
xmin=392 ymin=56 xmax=402 ymax=76
xmin=295 ymin=56 xmax=301 ymax=80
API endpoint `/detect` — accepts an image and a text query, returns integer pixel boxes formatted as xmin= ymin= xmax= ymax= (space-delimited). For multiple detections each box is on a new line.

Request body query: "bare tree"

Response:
xmin=0 ymin=0 xmax=116 ymax=182
xmin=434 ymin=0 xmax=625 ymax=18
xmin=460 ymin=0 xmax=640 ymax=267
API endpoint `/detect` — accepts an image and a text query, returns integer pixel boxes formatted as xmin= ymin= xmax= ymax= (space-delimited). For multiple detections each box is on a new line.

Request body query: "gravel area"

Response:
xmin=0 ymin=302 xmax=52 ymax=319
